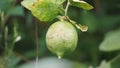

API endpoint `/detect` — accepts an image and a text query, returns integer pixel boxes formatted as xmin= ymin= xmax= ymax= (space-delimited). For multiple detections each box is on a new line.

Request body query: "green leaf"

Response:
xmin=70 ymin=0 xmax=93 ymax=10
xmin=31 ymin=0 xmax=60 ymax=22
xmin=98 ymin=60 xmax=111 ymax=68
xmin=21 ymin=0 xmax=63 ymax=22
xmin=99 ymin=29 xmax=120 ymax=51
xmin=21 ymin=0 xmax=37 ymax=10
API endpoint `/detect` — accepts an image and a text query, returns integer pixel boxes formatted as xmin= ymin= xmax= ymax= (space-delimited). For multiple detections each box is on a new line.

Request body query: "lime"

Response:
xmin=46 ymin=21 xmax=78 ymax=59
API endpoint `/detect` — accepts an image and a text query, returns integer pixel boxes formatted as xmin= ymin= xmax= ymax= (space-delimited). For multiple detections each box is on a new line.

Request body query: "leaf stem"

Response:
xmin=65 ymin=0 xmax=70 ymax=16
xmin=66 ymin=16 xmax=88 ymax=32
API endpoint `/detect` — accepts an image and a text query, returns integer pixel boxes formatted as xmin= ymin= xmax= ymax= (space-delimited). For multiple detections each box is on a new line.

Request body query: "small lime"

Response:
xmin=46 ymin=21 xmax=78 ymax=59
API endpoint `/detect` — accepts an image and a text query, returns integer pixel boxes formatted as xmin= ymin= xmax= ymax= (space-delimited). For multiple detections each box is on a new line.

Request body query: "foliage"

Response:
xmin=69 ymin=0 xmax=93 ymax=10
xmin=0 ymin=0 xmax=120 ymax=68
xmin=21 ymin=0 xmax=93 ymax=58
xmin=99 ymin=29 xmax=120 ymax=51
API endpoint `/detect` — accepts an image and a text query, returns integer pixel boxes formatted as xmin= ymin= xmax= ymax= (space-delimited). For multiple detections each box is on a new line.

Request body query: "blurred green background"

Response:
xmin=0 ymin=0 xmax=120 ymax=68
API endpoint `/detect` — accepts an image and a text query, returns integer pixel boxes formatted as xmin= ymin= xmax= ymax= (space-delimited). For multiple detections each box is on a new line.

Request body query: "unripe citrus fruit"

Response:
xmin=46 ymin=21 xmax=78 ymax=59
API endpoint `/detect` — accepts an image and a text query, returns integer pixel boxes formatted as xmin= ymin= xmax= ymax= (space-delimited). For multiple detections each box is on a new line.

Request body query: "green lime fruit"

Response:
xmin=46 ymin=21 xmax=78 ymax=59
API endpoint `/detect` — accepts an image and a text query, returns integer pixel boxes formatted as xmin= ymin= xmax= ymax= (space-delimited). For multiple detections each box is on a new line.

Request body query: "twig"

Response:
xmin=65 ymin=0 xmax=70 ymax=16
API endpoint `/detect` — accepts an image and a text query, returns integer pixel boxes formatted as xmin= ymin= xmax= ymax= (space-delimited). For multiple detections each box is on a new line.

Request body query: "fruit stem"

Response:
xmin=56 ymin=16 xmax=67 ymax=21
xmin=65 ymin=0 xmax=70 ymax=16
